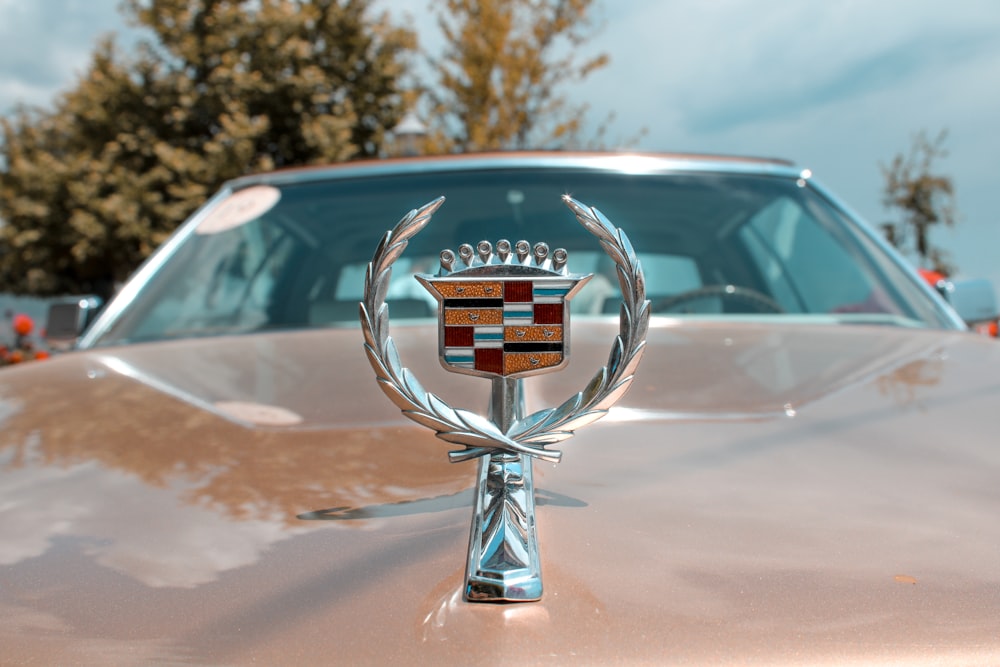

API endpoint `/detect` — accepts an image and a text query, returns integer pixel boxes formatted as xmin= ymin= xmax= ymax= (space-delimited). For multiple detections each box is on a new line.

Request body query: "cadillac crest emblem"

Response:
xmin=361 ymin=195 xmax=649 ymax=603
xmin=416 ymin=240 xmax=589 ymax=379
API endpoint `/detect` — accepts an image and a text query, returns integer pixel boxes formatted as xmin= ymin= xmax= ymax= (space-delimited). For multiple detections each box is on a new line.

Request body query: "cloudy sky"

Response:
xmin=1 ymin=0 xmax=997 ymax=290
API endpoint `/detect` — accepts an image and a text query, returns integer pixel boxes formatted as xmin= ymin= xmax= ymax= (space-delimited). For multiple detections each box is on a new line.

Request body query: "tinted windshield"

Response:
xmin=92 ymin=166 xmax=951 ymax=345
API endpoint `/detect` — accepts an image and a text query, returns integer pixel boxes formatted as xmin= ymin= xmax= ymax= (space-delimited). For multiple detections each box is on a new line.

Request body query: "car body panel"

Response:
xmin=2 ymin=321 xmax=999 ymax=665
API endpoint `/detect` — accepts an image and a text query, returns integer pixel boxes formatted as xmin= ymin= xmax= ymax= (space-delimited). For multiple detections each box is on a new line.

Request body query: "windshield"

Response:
xmin=91 ymin=166 xmax=952 ymax=345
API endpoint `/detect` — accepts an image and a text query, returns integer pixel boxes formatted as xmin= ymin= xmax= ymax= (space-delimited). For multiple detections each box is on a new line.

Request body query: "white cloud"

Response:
xmin=582 ymin=0 xmax=999 ymax=138
xmin=565 ymin=0 xmax=1000 ymax=281
xmin=0 ymin=0 xmax=128 ymax=113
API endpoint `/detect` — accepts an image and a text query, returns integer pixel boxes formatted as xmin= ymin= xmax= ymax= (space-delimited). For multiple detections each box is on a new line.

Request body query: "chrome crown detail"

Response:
xmin=436 ymin=239 xmax=572 ymax=275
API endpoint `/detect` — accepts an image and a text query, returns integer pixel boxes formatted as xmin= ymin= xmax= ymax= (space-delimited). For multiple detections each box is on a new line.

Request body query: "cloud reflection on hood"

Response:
xmin=0 ymin=441 xmax=307 ymax=588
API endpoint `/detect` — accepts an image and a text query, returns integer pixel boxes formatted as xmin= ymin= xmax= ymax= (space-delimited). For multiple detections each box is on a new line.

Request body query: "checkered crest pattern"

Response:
xmin=421 ymin=275 xmax=584 ymax=378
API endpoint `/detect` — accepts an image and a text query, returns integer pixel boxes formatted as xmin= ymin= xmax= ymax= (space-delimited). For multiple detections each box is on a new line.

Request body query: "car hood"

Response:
xmin=1 ymin=320 xmax=999 ymax=665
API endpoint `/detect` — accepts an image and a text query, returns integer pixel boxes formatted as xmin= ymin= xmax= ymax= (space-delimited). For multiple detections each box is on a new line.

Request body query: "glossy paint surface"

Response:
xmin=2 ymin=320 xmax=999 ymax=665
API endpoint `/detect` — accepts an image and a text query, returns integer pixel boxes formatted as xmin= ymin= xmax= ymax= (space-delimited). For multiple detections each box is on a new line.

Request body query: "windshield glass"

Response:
xmin=93 ymin=167 xmax=951 ymax=345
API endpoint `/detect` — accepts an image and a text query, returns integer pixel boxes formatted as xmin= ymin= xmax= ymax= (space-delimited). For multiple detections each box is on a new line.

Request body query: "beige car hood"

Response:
xmin=1 ymin=320 xmax=999 ymax=665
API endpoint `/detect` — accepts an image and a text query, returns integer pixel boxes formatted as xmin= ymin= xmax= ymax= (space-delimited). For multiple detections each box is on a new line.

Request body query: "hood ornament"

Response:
xmin=361 ymin=195 xmax=649 ymax=602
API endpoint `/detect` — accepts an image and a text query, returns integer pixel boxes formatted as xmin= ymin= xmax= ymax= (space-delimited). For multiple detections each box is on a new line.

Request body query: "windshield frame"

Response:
xmin=78 ymin=154 xmax=966 ymax=349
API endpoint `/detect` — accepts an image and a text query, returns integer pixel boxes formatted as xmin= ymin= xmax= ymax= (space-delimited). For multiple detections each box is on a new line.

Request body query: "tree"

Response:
xmin=880 ymin=129 xmax=957 ymax=275
xmin=422 ymin=0 xmax=610 ymax=153
xmin=0 ymin=0 xmax=414 ymax=298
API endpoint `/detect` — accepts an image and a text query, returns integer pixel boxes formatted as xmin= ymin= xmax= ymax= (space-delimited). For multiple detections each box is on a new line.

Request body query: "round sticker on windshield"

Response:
xmin=196 ymin=185 xmax=281 ymax=235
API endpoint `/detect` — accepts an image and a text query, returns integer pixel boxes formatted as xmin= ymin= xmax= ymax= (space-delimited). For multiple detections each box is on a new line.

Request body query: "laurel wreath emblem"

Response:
xmin=360 ymin=195 xmax=650 ymax=464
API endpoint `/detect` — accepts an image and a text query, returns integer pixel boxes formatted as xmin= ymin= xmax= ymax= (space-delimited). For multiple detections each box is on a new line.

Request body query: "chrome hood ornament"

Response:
xmin=361 ymin=195 xmax=649 ymax=602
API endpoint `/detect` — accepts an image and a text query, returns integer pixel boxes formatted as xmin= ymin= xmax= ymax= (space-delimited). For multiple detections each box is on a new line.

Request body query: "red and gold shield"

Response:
xmin=418 ymin=246 xmax=589 ymax=379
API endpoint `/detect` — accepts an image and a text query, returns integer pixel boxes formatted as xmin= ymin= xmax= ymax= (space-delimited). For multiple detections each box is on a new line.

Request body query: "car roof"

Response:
xmin=225 ymin=151 xmax=804 ymax=190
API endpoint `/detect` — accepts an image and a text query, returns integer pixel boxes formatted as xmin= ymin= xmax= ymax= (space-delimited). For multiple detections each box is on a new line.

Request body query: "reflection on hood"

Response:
xmin=0 ymin=322 xmax=996 ymax=592
xmin=0 ymin=443 xmax=304 ymax=587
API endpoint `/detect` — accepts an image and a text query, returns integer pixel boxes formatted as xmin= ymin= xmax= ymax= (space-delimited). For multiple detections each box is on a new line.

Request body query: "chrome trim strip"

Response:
xmin=225 ymin=153 xmax=804 ymax=189
xmin=805 ymin=179 xmax=966 ymax=331
xmin=77 ymin=186 xmax=236 ymax=348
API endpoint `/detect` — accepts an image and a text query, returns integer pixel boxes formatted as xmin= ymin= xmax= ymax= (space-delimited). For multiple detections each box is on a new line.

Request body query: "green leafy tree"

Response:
xmin=422 ymin=0 xmax=611 ymax=152
xmin=880 ymin=129 xmax=957 ymax=275
xmin=0 ymin=0 xmax=414 ymax=298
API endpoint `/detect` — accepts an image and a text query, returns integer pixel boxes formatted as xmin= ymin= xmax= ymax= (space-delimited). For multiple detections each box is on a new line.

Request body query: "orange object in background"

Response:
xmin=12 ymin=313 xmax=33 ymax=336
xmin=974 ymin=320 xmax=999 ymax=337
xmin=1 ymin=313 xmax=50 ymax=363
xmin=918 ymin=268 xmax=999 ymax=338
xmin=917 ymin=268 xmax=947 ymax=286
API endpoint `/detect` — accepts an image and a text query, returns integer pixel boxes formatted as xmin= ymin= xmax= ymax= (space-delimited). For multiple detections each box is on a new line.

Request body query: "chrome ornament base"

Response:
xmin=465 ymin=452 xmax=542 ymax=602
xmin=464 ymin=376 xmax=541 ymax=602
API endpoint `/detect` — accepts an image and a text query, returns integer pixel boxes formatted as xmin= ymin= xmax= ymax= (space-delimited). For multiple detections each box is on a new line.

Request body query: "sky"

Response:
xmin=0 ymin=0 xmax=997 ymax=291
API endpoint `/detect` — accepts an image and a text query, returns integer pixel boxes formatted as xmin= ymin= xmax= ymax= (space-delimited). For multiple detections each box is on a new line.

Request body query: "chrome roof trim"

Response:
xmin=225 ymin=152 xmax=802 ymax=190
xmin=805 ymin=179 xmax=968 ymax=331
xmin=77 ymin=186 xmax=237 ymax=349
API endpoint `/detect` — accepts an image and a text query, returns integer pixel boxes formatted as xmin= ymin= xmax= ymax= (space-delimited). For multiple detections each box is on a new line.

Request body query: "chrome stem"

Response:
xmin=464 ymin=377 xmax=543 ymax=602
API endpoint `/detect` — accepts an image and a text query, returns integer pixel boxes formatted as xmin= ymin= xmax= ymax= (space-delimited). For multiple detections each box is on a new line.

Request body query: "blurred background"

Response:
xmin=0 ymin=0 xmax=997 ymax=321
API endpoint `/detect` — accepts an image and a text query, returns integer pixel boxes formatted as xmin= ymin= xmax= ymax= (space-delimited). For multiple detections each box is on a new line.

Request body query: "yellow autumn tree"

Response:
xmin=0 ymin=0 xmax=413 ymax=298
xmin=423 ymin=0 xmax=610 ymax=152
xmin=881 ymin=129 xmax=958 ymax=275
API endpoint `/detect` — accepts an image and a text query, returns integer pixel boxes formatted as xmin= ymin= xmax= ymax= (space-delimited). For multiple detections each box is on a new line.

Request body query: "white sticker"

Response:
xmin=196 ymin=185 xmax=281 ymax=235
xmin=213 ymin=400 xmax=303 ymax=426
